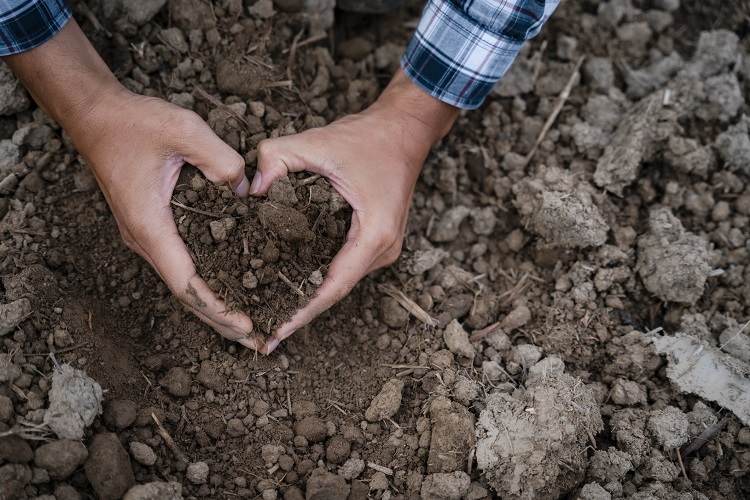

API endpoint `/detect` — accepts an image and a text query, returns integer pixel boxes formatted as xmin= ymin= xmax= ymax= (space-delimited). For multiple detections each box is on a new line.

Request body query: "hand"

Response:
xmin=4 ymin=20 xmax=269 ymax=352
xmin=254 ymin=70 xmax=459 ymax=352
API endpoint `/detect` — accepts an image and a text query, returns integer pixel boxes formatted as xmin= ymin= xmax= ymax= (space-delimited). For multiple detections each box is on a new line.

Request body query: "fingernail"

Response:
xmin=249 ymin=172 xmax=262 ymax=195
xmin=266 ymin=337 xmax=280 ymax=354
xmin=236 ymin=176 xmax=250 ymax=198
xmin=238 ymin=338 xmax=257 ymax=350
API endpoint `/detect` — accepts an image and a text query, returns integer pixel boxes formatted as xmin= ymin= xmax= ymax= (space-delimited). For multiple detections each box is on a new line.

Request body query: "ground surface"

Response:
xmin=1 ymin=0 xmax=749 ymax=499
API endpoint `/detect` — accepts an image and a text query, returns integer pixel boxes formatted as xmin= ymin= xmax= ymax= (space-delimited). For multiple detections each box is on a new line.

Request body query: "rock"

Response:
xmin=587 ymin=447 xmax=634 ymax=483
xmin=380 ymin=296 xmax=409 ymax=328
xmin=719 ymin=319 xmax=750 ymax=363
xmin=647 ymin=406 xmax=689 ymax=449
xmin=34 ymin=440 xmax=88 ymax=479
xmin=0 ymin=140 xmax=21 ymax=175
xmin=0 ymin=65 xmax=30 ymax=116
xmin=294 ymin=416 xmax=328 ymax=443
xmin=12 ymin=123 xmax=54 ymax=149
xmin=160 ymin=27 xmax=188 ymax=53
xmin=583 ymin=57 xmax=615 ymax=94
xmin=0 ymin=395 xmax=12 ymax=422
xmin=85 ymin=433 xmax=136 ymax=500
xmin=476 ymin=374 xmax=603 ymax=499
xmin=209 ymin=217 xmax=237 ymax=242
xmin=406 ymin=248 xmax=448 ymax=275
xmin=0 ymin=431 xmax=33 ymax=463
xmin=54 ymin=484 xmax=83 ymax=500
xmin=196 ymin=361 xmax=227 ymax=392
xmin=427 ymin=396 xmax=475 ymax=473
xmin=577 ymin=482 xmax=612 ymax=500
xmin=248 ymin=0 xmax=276 ymax=19
xmin=159 ymin=367 xmax=192 ymax=397
xmin=714 ymin=115 xmax=750 ymax=175
xmin=44 ymin=364 xmax=103 ymax=439
xmin=0 ymin=463 xmax=32 ymax=499
xmin=526 ymin=356 xmax=565 ymax=386
xmin=369 ymin=471 xmax=389 ymax=490
xmin=443 ymin=320 xmax=475 ymax=364
xmin=186 ymin=462 xmax=209 ymax=484
xmin=0 ymin=353 xmax=21 ymax=383
xmin=122 ymin=0 xmax=168 ymax=25
xmin=529 ymin=190 xmax=609 ymax=248
xmin=123 ymin=481 xmax=183 ymax=500
xmin=429 ymin=206 xmax=471 ymax=242
xmin=610 ymin=379 xmax=647 ymax=405
xmin=325 ymin=435 xmax=350 ymax=464
xmin=469 ymin=207 xmax=497 ymax=236
xmin=637 ymin=208 xmax=710 ymax=304
xmin=305 ymin=468 xmax=350 ymax=499
xmin=365 ymin=379 xmax=404 ymax=422
xmin=129 ymin=442 xmax=157 ymax=466
xmin=420 ymin=471 xmax=471 ymax=500
xmin=338 ymin=458 xmax=365 ymax=480
xmin=103 ymin=400 xmax=137 ymax=430
xmin=452 ymin=376 xmax=479 ymax=406
xmin=0 ymin=298 xmax=32 ymax=336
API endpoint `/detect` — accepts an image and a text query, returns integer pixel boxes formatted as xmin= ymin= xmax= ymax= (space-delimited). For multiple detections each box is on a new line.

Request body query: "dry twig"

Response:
xmin=378 ymin=284 xmax=438 ymax=327
xmin=152 ymin=412 xmax=189 ymax=463
xmin=522 ymin=55 xmax=585 ymax=168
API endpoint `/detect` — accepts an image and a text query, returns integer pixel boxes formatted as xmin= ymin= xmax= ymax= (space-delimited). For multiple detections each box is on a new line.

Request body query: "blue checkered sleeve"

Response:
xmin=0 ymin=0 xmax=71 ymax=56
xmin=402 ymin=0 xmax=559 ymax=109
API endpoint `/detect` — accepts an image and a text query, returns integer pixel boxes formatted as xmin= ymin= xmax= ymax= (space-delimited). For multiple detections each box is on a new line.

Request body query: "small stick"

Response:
xmin=676 ymin=447 xmax=688 ymax=480
xmin=277 ymin=272 xmax=305 ymax=297
xmin=378 ymin=284 xmax=437 ymax=327
xmin=152 ymin=412 xmax=189 ymax=463
xmin=368 ymin=462 xmax=393 ymax=475
xmin=264 ymin=80 xmax=294 ymax=89
xmin=469 ymin=321 xmax=503 ymax=343
xmin=287 ymin=28 xmax=305 ymax=83
xmin=682 ymin=419 xmax=727 ymax=457
xmin=299 ymin=174 xmax=321 ymax=186
xmin=521 ymin=55 xmax=585 ymax=168
xmin=281 ymin=33 xmax=327 ymax=54
xmin=285 ymin=375 xmax=293 ymax=417
xmin=170 ymin=199 xmax=225 ymax=218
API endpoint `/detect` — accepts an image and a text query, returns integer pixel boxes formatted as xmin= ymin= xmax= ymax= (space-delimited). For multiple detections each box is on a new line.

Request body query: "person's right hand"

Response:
xmin=253 ymin=70 xmax=460 ymax=352
xmin=3 ymin=19 xmax=270 ymax=352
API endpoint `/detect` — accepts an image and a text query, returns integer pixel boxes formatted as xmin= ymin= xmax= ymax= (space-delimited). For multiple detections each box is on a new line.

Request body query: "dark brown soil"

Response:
xmin=173 ymin=173 xmax=349 ymax=332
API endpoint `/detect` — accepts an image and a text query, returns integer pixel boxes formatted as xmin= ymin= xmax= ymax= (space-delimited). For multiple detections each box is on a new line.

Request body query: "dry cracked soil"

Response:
xmin=1 ymin=0 xmax=750 ymax=499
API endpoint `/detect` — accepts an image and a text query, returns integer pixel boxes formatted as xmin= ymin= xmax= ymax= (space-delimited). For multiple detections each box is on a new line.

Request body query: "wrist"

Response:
xmin=3 ymin=19 xmax=126 ymax=141
xmin=374 ymin=69 xmax=460 ymax=145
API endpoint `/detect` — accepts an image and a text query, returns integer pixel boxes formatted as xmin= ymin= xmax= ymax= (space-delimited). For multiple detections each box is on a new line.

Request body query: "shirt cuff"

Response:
xmin=401 ymin=0 xmax=559 ymax=110
xmin=0 ymin=0 xmax=72 ymax=56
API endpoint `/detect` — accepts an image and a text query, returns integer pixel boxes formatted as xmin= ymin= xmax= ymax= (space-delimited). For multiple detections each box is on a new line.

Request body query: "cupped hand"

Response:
xmin=254 ymin=70 xmax=459 ymax=352
xmin=3 ymin=19 xmax=267 ymax=351
xmin=73 ymin=88 xmax=269 ymax=352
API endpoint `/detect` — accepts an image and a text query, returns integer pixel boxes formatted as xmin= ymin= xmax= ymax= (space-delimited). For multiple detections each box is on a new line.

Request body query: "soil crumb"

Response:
xmin=173 ymin=174 xmax=349 ymax=332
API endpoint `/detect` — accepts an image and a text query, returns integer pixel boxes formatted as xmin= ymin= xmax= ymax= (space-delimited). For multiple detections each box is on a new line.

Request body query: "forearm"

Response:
xmin=2 ymin=18 xmax=124 ymax=138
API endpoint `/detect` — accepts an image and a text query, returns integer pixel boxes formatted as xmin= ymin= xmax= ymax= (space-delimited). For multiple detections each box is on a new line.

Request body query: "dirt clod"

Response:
xmin=34 ymin=440 xmax=88 ymax=480
xmin=85 ymin=433 xmax=136 ymax=500
xmin=44 ymin=364 xmax=103 ymax=440
xmin=364 ymin=378 xmax=404 ymax=422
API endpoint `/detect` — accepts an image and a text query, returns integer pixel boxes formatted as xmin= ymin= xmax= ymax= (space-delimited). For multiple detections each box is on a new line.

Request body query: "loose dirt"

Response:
xmin=1 ymin=0 xmax=749 ymax=499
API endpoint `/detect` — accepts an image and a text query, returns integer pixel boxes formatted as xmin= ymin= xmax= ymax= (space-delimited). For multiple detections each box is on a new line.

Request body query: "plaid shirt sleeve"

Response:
xmin=0 ymin=0 xmax=71 ymax=56
xmin=402 ymin=0 xmax=559 ymax=109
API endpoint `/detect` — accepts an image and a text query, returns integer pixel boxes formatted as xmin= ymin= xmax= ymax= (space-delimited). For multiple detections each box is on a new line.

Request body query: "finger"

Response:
xmin=179 ymin=115 xmax=250 ymax=197
xmin=136 ymin=210 xmax=256 ymax=343
xmin=254 ymin=131 xmax=340 ymax=195
xmin=271 ymin=216 xmax=385 ymax=342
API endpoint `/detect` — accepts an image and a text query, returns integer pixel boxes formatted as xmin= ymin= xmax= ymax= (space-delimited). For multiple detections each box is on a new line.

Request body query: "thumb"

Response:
xmin=253 ymin=131 xmax=330 ymax=196
xmin=180 ymin=115 xmax=250 ymax=197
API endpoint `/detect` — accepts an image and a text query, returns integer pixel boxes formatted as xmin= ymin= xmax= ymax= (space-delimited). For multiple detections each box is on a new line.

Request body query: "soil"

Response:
xmin=1 ymin=0 xmax=750 ymax=499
